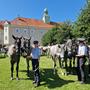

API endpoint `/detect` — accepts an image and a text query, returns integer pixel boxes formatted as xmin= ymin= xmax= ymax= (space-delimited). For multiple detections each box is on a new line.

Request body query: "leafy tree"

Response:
xmin=42 ymin=21 xmax=73 ymax=45
xmin=54 ymin=21 xmax=73 ymax=44
xmin=41 ymin=27 xmax=57 ymax=46
xmin=73 ymin=0 xmax=90 ymax=43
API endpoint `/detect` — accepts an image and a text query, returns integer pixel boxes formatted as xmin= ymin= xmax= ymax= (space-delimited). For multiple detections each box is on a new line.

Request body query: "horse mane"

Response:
xmin=7 ymin=44 xmax=15 ymax=57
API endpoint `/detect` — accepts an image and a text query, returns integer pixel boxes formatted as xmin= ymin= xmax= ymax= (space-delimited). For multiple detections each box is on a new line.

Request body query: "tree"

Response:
xmin=73 ymin=0 xmax=90 ymax=43
xmin=54 ymin=21 xmax=73 ymax=44
xmin=41 ymin=27 xmax=57 ymax=46
xmin=42 ymin=21 xmax=73 ymax=46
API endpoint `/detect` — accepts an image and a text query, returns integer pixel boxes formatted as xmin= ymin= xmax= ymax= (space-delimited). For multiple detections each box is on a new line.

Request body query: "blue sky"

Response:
xmin=0 ymin=0 xmax=86 ymax=22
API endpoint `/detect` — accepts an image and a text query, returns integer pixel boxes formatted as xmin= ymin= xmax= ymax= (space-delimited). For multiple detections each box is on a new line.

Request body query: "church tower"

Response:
xmin=42 ymin=8 xmax=50 ymax=23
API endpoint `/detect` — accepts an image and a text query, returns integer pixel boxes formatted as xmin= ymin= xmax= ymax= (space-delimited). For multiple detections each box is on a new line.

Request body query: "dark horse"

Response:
xmin=8 ymin=35 xmax=22 ymax=80
xmin=65 ymin=39 xmax=78 ymax=74
xmin=21 ymin=37 xmax=32 ymax=76
xmin=65 ymin=39 xmax=77 ymax=68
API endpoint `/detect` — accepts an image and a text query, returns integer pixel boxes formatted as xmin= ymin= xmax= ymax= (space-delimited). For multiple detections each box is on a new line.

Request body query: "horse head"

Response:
xmin=12 ymin=35 xmax=22 ymax=46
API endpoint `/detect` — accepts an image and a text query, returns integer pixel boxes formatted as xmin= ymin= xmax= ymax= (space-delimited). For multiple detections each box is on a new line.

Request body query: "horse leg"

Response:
xmin=69 ymin=58 xmax=74 ymax=74
xmin=73 ymin=56 xmax=76 ymax=67
xmin=16 ymin=56 xmax=20 ymax=80
xmin=52 ymin=56 xmax=56 ymax=74
xmin=26 ymin=58 xmax=30 ymax=76
xmin=69 ymin=58 xmax=72 ymax=68
xmin=59 ymin=57 xmax=62 ymax=68
xmin=10 ymin=60 xmax=14 ymax=80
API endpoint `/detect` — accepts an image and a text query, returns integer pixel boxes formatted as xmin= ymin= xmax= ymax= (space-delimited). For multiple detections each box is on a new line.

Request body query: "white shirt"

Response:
xmin=78 ymin=45 xmax=87 ymax=56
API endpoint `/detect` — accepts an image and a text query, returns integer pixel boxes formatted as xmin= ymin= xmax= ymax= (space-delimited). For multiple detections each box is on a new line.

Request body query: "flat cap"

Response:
xmin=33 ymin=40 xmax=38 ymax=44
xmin=77 ymin=38 xmax=85 ymax=41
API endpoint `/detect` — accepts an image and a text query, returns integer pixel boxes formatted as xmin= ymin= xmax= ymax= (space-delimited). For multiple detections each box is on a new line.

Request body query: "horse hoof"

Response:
xmin=11 ymin=77 xmax=14 ymax=80
xmin=16 ymin=78 xmax=19 ymax=80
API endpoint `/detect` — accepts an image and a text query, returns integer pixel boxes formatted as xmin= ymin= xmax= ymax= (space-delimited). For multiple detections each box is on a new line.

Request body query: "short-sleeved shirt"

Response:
xmin=31 ymin=47 xmax=41 ymax=59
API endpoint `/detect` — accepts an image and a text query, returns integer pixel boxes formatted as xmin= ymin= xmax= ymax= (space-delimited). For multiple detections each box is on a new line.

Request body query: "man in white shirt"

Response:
xmin=31 ymin=41 xmax=41 ymax=87
xmin=76 ymin=38 xmax=87 ymax=84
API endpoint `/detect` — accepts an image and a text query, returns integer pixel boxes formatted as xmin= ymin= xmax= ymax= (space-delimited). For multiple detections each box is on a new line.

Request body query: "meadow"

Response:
xmin=0 ymin=56 xmax=90 ymax=90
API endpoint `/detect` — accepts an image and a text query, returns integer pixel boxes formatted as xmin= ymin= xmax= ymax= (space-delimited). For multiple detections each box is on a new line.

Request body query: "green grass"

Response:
xmin=0 ymin=56 xmax=90 ymax=90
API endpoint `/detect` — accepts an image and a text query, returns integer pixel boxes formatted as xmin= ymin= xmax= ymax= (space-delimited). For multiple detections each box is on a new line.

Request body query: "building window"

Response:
xmin=41 ymin=31 xmax=43 ymax=34
xmin=4 ymin=27 xmax=8 ymax=32
xmin=15 ymin=28 xmax=20 ymax=33
xmin=5 ymin=29 xmax=7 ymax=32
xmin=5 ymin=36 xmax=7 ymax=40
xmin=16 ymin=29 xmax=19 ymax=32
xmin=31 ymin=31 xmax=33 ymax=33
xmin=32 ymin=27 xmax=35 ymax=30
xmin=40 ymin=30 xmax=44 ymax=34
xmin=24 ymin=30 xmax=26 ymax=33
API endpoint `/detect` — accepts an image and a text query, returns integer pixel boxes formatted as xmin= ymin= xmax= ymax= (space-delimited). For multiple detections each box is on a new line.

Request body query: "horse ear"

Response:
xmin=22 ymin=36 xmax=25 ymax=40
xmin=29 ymin=36 xmax=31 ymax=40
xmin=58 ymin=44 xmax=61 ymax=48
xmin=12 ymin=35 xmax=16 ymax=40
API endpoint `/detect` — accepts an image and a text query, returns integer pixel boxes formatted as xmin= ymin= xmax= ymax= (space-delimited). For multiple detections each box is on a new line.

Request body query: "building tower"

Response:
xmin=4 ymin=21 xmax=10 ymax=45
xmin=42 ymin=8 xmax=50 ymax=23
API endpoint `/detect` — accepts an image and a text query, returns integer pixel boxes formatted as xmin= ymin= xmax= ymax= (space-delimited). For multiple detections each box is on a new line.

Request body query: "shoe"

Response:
xmin=80 ymin=81 xmax=85 ymax=84
xmin=37 ymin=82 xmax=40 ymax=86
xmin=34 ymin=82 xmax=40 ymax=87
xmin=16 ymin=77 xmax=19 ymax=80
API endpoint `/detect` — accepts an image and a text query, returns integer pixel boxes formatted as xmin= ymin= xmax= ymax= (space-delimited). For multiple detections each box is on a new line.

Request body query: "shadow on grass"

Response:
xmin=40 ymin=68 xmax=74 ymax=89
xmin=84 ymin=65 xmax=90 ymax=84
xmin=20 ymin=69 xmax=74 ymax=88
xmin=19 ymin=70 xmax=34 ymax=80
xmin=0 ymin=56 xmax=6 ymax=59
xmin=19 ymin=65 xmax=90 ymax=88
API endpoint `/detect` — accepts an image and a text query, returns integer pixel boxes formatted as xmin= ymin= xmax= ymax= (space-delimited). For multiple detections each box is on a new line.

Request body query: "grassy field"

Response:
xmin=0 ymin=56 xmax=90 ymax=90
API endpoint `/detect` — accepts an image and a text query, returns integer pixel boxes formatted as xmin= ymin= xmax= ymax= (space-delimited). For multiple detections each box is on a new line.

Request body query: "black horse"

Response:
xmin=21 ymin=37 xmax=32 ymax=76
xmin=8 ymin=35 xmax=22 ymax=80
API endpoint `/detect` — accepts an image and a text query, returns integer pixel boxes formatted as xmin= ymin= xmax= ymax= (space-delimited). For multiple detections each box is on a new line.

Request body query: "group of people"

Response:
xmin=31 ymin=38 xmax=89 ymax=86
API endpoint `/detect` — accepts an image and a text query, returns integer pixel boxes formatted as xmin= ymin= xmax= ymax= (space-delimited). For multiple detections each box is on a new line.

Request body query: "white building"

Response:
xmin=0 ymin=9 xmax=58 ymax=45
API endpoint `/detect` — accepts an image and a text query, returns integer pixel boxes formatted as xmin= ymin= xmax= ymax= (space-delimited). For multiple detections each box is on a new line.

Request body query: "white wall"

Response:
xmin=4 ymin=26 xmax=9 ymax=45
xmin=7 ymin=25 xmax=51 ymax=45
xmin=0 ymin=30 xmax=4 ymax=44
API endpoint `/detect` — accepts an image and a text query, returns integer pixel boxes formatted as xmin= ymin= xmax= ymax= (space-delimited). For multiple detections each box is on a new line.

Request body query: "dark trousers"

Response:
xmin=77 ymin=56 xmax=86 ymax=82
xmin=32 ymin=59 xmax=40 ymax=83
xmin=88 ymin=58 xmax=90 ymax=74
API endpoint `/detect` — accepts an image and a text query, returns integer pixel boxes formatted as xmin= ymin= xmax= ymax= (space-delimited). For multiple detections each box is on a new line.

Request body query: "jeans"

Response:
xmin=32 ymin=59 xmax=40 ymax=83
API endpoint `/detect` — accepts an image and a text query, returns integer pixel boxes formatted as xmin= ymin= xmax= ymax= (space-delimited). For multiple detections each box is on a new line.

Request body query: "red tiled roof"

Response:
xmin=0 ymin=21 xmax=5 ymax=30
xmin=0 ymin=17 xmax=60 ymax=30
xmin=0 ymin=25 xmax=3 ymax=30
xmin=11 ymin=17 xmax=54 ymax=28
